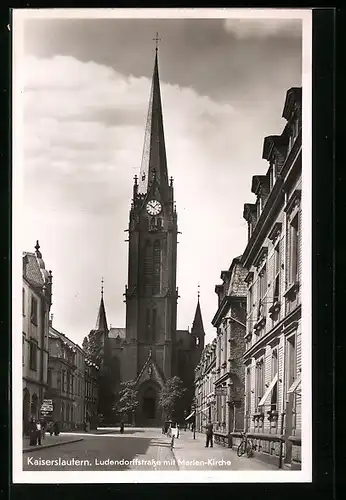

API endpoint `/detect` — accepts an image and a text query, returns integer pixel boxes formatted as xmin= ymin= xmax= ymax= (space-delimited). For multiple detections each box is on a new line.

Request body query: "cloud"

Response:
xmin=223 ymin=18 xmax=302 ymax=39
xmin=20 ymin=53 xmax=296 ymax=347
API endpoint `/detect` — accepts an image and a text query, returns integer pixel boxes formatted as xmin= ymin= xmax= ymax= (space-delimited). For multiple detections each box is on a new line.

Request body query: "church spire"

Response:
xmin=191 ymin=286 xmax=205 ymax=336
xmin=138 ymin=38 xmax=169 ymax=196
xmin=95 ymin=278 xmax=108 ymax=332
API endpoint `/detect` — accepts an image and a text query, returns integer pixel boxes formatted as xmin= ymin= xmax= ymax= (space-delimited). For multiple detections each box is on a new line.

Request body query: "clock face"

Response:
xmin=146 ymin=199 xmax=162 ymax=216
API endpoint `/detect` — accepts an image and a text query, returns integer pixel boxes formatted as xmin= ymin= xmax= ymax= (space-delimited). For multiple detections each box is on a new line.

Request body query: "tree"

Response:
xmin=115 ymin=381 xmax=139 ymax=420
xmin=158 ymin=376 xmax=187 ymax=421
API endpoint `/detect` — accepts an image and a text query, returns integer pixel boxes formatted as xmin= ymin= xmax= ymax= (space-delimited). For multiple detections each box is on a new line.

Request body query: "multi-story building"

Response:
xmin=241 ymin=87 xmax=302 ymax=469
xmin=84 ymin=358 xmax=99 ymax=428
xmin=22 ymin=241 xmax=52 ymax=435
xmin=212 ymin=256 xmax=247 ymax=447
xmin=194 ymin=339 xmax=217 ymax=433
xmin=46 ymin=320 xmax=97 ymax=430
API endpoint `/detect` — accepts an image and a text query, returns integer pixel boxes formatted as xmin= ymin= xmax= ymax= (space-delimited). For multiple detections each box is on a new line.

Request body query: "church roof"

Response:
xmin=108 ymin=327 xmax=126 ymax=339
xmin=138 ymin=49 xmax=169 ymax=197
xmin=95 ymin=296 xmax=108 ymax=332
xmin=191 ymin=298 xmax=205 ymax=334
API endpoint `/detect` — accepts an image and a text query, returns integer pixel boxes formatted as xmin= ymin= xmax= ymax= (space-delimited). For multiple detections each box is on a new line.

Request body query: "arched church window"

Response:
xmin=144 ymin=240 xmax=152 ymax=290
xmin=153 ymin=240 xmax=161 ymax=295
xmin=196 ymin=337 xmax=200 ymax=346
xmin=145 ymin=309 xmax=151 ymax=340
xmin=152 ymin=309 xmax=157 ymax=342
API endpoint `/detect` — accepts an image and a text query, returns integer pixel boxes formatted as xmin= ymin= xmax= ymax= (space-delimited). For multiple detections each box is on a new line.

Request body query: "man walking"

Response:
xmin=36 ymin=420 xmax=42 ymax=446
xmin=205 ymin=420 xmax=213 ymax=448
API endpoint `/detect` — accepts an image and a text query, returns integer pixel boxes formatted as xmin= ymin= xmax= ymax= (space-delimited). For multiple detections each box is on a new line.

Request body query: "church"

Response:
xmin=86 ymin=47 xmax=205 ymax=426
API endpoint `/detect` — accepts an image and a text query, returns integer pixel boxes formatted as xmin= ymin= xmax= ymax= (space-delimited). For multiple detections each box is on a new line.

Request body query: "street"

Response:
xmin=23 ymin=427 xmax=277 ymax=471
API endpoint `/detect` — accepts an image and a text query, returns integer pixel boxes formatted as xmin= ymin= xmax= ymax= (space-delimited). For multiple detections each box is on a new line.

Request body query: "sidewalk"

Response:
xmin=171 ymin=430 xmax=277 ymax=471
xmin=23 ymin=434 xmax=84 ymax=453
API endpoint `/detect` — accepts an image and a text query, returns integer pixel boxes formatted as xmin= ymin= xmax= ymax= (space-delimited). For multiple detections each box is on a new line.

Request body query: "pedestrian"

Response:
xmin=41 ymin=420 xmax=46 ymax=440
xmin=29 ymin=417 xmax=37 ymax=446
xmin=205 ymin=420 xmax=213 ymax=448
xmin=120 ymin=420 xmax=124 ymax=434
xmin=36 ymin=420 xmax=42 ymax=446
xmin=53 ymin=420 xmax=60 ymax=436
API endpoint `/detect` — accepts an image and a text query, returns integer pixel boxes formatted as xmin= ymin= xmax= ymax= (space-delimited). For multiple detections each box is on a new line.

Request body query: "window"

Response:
xmin=286 ymin=335 xmax=296 ymax=396
xmin=255 ymin=358 xmax=265 ymax=411
xmin=224 ymin=327 xmax=228 ymax=364
xmin=22 ymin=334 xmax=26 ymax=365
xmin=248 ymin=285 xmax=253 ymax=316
xmin=246 ymin=368 xmax=251 ymax=414
xmin=196 ymin=337 xmax=200 ymax=346
xmin=145 ymin=309 xmax=151 ymax=340
xmin=271 ymin=350 xmax=278 ymax=410
xmin=29 ymin=339 xmax=38 ymax=371
xmin=30 ymin=296 xmax=38 ymax=325
xmin=152 ymin=309 xmax=157 ymax=342
xmin=289 ymin=214 xmax=299 ymax=284
xmin=47 ymin=369 xmax=52 ymax=387
xmin=288 ymin=119 xmax=299 ymax=152
xmin=273 ymin=244 xmax=281 ymax=303
xmin=57 ymin=371 xmax=61 ymax=390
xmin=143 ymin=240 xmax=152 ymax=289
xmin=257 ymin=266 xmax=267 ymax=319
xmin=152 ymin=240 xmax=161 ymax=295
xmin=256 ymin=199 xmax=261 ymax=219
xmin=22 ymin=288 xmax=25 ymax=316
xmin=62 ymin=370 xmax=67 ymax=393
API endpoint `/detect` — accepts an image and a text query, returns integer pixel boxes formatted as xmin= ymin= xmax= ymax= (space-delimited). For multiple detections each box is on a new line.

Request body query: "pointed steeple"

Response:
xmin=138 ymin=41 xmax=169 ymax=197
xmin=191 ymin=285 xmax=205 ymax=336
xmin=95 ymin=278 xmax=108 ymax=332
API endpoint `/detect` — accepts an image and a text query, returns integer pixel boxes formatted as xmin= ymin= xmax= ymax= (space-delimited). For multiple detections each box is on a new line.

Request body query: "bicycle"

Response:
xmin=237 ymin=432 xmax=253 ymax=458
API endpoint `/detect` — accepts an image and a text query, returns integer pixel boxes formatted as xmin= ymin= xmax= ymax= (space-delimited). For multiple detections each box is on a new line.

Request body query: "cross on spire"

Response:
xmin=153 ymin=32 xmax=161 ymax=51
xmin=197 ymin=284 xmax=200 ymax=300
xmin=101 ymin=277 xmax=104 ymax=298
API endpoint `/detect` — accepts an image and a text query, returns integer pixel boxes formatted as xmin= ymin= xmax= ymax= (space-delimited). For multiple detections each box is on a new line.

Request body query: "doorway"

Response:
xmin=23 ymin=388 xmax=30 ymax=435
xmin=142 ymin=387 xmax=156 ymax=420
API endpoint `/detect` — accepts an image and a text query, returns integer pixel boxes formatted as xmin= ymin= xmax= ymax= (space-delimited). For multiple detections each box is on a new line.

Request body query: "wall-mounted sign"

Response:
xmin=215 ymin=387 xmax=228 ymax=396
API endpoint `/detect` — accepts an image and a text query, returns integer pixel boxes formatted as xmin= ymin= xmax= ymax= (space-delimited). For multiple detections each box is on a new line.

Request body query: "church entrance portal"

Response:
xmin=142 ymin=387 xmax=156 ymax=421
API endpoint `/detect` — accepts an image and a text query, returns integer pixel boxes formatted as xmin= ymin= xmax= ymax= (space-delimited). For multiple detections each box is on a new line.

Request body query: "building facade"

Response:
xmin=194 ymin=339 xmax=217 ymax=433
xmin=212 ymin=256 xmax=247 ymax=447
xmin=46 ymin=320 xmax=99 ymax=430
xmin=22 ymin=242 xmax=52 ymax=435
xmin=241 ymin=87 xmax=302 ymax=469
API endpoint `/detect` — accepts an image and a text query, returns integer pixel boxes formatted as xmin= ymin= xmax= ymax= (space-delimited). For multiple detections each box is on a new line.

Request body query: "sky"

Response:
xmin=18 ymin=12 xmax=302 ymax=348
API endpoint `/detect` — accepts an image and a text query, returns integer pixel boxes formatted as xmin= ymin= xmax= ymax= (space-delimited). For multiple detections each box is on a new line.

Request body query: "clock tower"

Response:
xmin=123 ymin=47 xmax=178 ymax=422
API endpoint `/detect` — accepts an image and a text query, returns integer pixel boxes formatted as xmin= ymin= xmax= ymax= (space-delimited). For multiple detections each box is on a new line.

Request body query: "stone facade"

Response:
xmin=46 ymin=322 xmax=96 ymax=430
xmin=22 ymin=242 xmax=52 ymax=435
xmin=241 ymin=87 xmax=302 ymax=469
xmin=194 ymin=340 xmax=217 ymax=433
xmin=212 ymin=257 xmax=247 ymax=447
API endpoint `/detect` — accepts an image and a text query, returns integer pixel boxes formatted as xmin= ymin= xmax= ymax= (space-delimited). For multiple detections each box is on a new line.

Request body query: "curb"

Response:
xmin=23 ymin=438 xmax=84 ymax=453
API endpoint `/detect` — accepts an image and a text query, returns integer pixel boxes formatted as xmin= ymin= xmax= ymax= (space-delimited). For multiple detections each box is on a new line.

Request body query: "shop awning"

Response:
xmin=288 ymin=375 xmax=301 ymax=394
xmin=185 ymin=411 xmax=195 ymax=421
xmin=258 ymin=373 xmax=278 ymax=407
